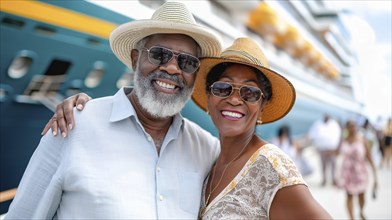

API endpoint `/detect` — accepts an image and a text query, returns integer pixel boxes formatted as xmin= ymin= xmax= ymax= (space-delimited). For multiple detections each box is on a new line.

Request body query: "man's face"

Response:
xmin=132 ymin=34 xmax=200 ymax=118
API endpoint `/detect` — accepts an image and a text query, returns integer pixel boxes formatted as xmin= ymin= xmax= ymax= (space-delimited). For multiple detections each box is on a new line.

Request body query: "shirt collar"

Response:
xmin=109 ymin=87 xmax=136 ymax=122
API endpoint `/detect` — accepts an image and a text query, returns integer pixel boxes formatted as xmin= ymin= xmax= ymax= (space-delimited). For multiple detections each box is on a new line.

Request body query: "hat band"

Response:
xmin=221 ymin=50 xmax=265 ymax=66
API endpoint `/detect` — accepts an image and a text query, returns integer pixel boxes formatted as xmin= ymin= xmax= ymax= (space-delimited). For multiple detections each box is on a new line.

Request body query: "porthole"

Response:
xmin=8 ymin=55 xmax=33 ymax=79
xmin=116 ymin=68 xmax=134 ymax=89
xmin=85 ymin=61 xmax=106 ymax=88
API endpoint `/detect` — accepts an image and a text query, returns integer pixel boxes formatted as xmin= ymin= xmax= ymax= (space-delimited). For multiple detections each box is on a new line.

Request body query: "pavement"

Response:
xmin=302 ymin=147 xmax=392 ymax=220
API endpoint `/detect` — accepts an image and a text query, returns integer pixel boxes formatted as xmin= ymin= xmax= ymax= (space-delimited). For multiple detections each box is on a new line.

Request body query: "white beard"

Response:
xmin=133 ymin=66 xmax=194 ymax=118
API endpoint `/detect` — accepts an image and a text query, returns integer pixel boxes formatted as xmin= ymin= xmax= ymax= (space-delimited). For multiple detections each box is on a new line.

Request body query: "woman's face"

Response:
xmin=207 ymin=64 xmax=264 ymax=137
xmin=347 ymin=121 xmax=357 ymax=134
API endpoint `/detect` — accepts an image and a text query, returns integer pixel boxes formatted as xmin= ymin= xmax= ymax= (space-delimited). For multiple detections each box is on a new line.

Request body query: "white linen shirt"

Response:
xmin=6 ymin=88 xmax=220 ymax=219
xmin=308 ymin=119 xmax=342 ymax=151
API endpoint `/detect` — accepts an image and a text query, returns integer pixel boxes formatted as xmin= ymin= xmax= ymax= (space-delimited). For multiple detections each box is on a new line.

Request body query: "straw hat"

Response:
xmin=192 ymin=38 xmax=296 ymax=124
xmin=110 ymin=1 xmax=222 ymax=69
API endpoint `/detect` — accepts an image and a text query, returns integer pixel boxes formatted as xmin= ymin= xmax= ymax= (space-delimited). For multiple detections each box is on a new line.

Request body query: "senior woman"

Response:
xmin=41 ymin=38 xmax=331 ymax=219
xmin=192 ymin=37 xmax=331 ymax=219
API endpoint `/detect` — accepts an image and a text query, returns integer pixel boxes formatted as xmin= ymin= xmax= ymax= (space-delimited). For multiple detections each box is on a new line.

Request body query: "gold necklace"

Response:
xmin=201 ymin=136 xmax=254 ymax=215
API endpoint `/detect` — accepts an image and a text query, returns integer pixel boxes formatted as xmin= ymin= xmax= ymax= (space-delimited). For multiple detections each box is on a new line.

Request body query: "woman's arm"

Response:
xmin=363 ymin=136 xmax=378 ymax=194
xmin=269 ymin=184 xmax=332 ymax=219
xmin=41 ymin=93 xmax=91 ymax=137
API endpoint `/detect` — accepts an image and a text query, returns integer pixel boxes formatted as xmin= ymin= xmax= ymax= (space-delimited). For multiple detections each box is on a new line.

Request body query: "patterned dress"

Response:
xmin=340 ymin=138 xmax=368 ymax=195
xmin=199 ymin=144 xmax=306 ymax=219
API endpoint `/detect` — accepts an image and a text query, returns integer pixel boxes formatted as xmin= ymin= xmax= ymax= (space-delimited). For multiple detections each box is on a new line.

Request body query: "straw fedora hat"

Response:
xmin=192 ymin=37 xmax=296 ymax=124
xmin=110 ymin=1 xmax=222 ymax=70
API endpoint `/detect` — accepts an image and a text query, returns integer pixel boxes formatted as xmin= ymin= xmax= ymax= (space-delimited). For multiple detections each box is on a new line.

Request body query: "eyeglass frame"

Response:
xmin=210 ymin=81 xmax=264 ymax=103
xmin=142 ymin=46 xmax=200 ymax=74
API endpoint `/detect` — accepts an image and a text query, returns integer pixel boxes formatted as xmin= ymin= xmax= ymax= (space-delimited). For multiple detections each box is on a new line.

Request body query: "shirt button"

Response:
xmin=147 ymin=136 xmax=153 ymax=142
xmin=156 ymin=166 xmax=161 ymax=172
xmin=159 ymin=195 xmax=164 ymax=201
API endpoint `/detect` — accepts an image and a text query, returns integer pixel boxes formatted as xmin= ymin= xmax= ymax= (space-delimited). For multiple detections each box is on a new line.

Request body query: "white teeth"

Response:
xmin=222 ymin=111 xmax=243 ymax=118
xmin=156 ymin=80 xmax=175 ymax=89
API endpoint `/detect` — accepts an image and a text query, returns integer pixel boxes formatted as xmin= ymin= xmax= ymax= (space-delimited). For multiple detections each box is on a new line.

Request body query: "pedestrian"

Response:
xmin=307 ymin=114 xmax=342 ymax=186
xmin=271 ymin=125 xmax=312 ymax=176
xmin=339 ymin=120 xmax=378 ymax=220
xmin=381 ymin=118 xmax=392 ymax=169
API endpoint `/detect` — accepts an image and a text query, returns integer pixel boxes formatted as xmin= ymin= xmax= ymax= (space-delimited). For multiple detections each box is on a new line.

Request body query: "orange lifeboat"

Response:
xmin=247 ymin=3 xmax=287 ymax=42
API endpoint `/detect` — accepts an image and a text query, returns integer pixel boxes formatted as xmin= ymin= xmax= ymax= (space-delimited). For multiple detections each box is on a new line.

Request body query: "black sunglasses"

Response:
xmin=210 ymin=81 xmax=263 ymax=103
xmin=143 ymin=46 xmax=200 ymax=74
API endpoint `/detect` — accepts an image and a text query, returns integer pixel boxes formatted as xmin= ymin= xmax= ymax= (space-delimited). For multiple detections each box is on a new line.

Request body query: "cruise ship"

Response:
xmin=0 ymin=0 xmax=363 ymax=213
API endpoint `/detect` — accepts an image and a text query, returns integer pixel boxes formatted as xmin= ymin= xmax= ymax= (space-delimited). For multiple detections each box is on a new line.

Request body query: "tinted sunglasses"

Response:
xmin=143 ymin=46 xmax=200 ymax=74
xmin=210 ymin=81 xmax=263 ymax=103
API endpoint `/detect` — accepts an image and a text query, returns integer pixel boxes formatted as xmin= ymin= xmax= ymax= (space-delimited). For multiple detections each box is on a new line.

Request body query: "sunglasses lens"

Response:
xmin=148 ymin=47 xmax=173 ymax=65
xmin=147 ymin=47 xmax=199 ymax=74
xmin=211 ymin=82 xmax=232 ymax=97
xmin=177 ymin=54 xmax=200 ymax=74
xmin=211 ymin=82 xmax=262 ymax=102
xmin=240 ymin=86 xmax=261 ymax=102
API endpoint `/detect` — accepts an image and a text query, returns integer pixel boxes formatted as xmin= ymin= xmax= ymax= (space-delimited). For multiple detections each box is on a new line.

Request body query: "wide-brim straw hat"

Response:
xmin=192 ymin=38 xmax=296 ymax=124
xmin=110 ymin=1 xmax=222 ymax=69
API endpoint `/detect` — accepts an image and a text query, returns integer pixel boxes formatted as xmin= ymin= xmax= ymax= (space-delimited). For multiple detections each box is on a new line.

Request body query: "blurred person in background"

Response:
xmin=307 ymin=114 xmax=342 ymax=186
xmin=359 ymin=118 xmax=381 ymax=166
xmin=339 ymin=120 xmax=378 ymax=220
xmin=271 ymin=125 xmax=312 ymax=177
xmin=271 ymin=125 xmax=297 ymax=159
xmin=381 ymin=118 xmax=392 ymax=169
xmin=374 ymin=116 xmax=385 ymax=167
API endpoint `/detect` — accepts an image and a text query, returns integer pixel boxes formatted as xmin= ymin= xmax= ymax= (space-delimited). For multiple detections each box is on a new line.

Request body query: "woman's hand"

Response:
xmin=372 ymin=179 xmax=378 ymax=199
xmin=41 ymin=93 xmax=92 ymax=137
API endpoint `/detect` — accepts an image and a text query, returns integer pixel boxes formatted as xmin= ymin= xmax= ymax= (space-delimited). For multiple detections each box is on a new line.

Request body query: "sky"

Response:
xmin=325 ymin=0 xmax=392 ymax=122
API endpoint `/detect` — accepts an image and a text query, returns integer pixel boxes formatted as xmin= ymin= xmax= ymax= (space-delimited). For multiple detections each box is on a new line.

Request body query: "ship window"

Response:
xmin=87 ymin=38 xmax=101 ymax=45
xmin=34 ymin=25 xmax=56 ymax=36
xmin=44 ymin=60 xmax=71 ymax=76
xmin=85 ymin=61 xmax=106 ymax=88
xmin=1 ymin=17 xmax=25 ymax=29
xmin=8 ymin=56 xmax=33 ymax=79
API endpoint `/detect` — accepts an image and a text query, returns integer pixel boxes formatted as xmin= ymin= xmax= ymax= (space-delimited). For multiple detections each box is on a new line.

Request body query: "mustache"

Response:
xmin=148 ymin=71 xmax=185 ymax=89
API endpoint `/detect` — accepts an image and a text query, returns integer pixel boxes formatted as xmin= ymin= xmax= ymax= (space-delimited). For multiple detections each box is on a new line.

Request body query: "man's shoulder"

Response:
xmin=73 ymin=96 xmax=114 ymax=120
xmin=79 ymin=96 xmax=113 ymax=111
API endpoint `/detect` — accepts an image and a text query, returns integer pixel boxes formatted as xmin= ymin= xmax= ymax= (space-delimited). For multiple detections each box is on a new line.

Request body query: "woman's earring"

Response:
xmin=256 ymin=120 xmax=263 ymax=125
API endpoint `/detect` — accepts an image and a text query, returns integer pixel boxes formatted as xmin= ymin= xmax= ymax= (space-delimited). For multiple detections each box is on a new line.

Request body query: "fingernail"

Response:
xmin=53 ymin=131 xmax=57 ymax=136
xmin=69 ymin=124 xmax=73 ymax=130
xmin=62 ymin=132 xmax=67 ymax=138
xmin=77 ymin=104 xmax=83 ymax=110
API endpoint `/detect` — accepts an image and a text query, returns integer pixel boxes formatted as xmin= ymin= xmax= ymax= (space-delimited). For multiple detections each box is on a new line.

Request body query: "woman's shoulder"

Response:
xmin=257 ymin=144 xmax=306 ymax=186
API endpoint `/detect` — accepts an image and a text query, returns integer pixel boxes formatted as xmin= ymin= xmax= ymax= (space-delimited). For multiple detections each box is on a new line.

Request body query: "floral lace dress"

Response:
xmin=199 ymin=144 xmax=306 ymax=219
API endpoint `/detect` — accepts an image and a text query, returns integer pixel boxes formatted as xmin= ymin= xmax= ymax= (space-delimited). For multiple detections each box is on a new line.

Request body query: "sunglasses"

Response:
xmin=143 ymin=46 xmax=200 ymax=74
xmin=210 ymin=81 xmax=263 ymax=103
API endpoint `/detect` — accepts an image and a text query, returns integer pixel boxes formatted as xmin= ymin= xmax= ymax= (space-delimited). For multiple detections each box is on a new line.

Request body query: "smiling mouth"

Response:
xmin=156 ymin=80 xmax=176 ymax=89
xmin=221 ymin=110 xmax=244 ymax=120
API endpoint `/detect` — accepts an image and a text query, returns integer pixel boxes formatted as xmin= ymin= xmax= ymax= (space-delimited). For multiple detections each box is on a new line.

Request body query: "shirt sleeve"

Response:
xmin=5 ymin=133 xmax=65 ymax=219
xmin=265 ymin=144 xmax=306 ymax=188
